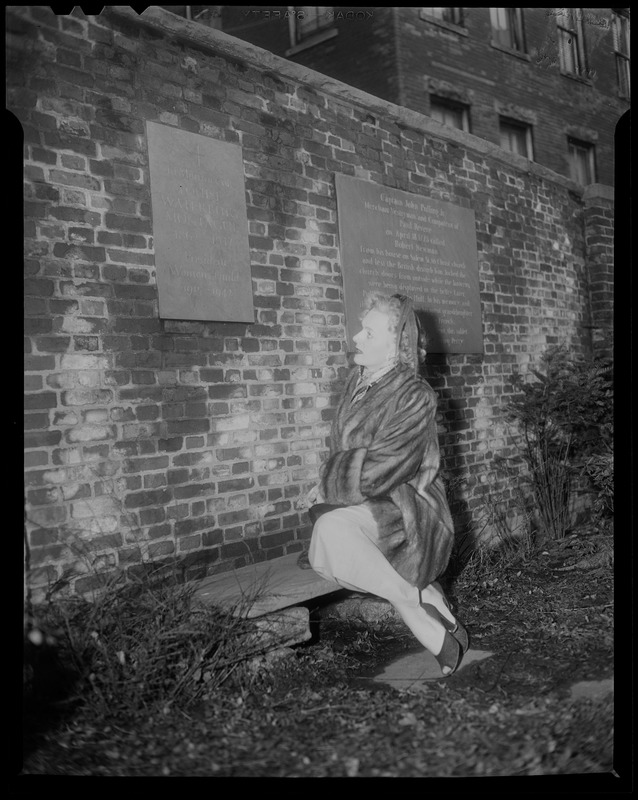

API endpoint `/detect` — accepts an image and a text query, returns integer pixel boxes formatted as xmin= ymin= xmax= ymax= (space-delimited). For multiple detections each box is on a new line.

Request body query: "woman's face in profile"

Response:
xmin=352 ymin=308 xmax=397 ymax=372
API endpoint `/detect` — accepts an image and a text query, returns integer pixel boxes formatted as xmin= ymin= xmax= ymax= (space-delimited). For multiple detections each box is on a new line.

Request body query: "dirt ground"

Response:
xmin=18 ymin=525 xmax=623 ymax=781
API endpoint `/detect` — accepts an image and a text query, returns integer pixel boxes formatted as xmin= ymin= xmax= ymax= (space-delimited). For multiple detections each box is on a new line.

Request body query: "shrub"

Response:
xmin=506 ymin=346 xmax=613 ymax=539
xmin=24 ymin=563 xmax=271 ymax=719
xmin=582 ymin=446 xmax=614 ymax=522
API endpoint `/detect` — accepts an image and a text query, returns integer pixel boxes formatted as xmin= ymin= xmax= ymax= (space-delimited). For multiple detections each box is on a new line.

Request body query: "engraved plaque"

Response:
xmin=146 ymin=121 xmax=254 ymax=322
xmin=335 ymin=174 xmax=484 ymax=354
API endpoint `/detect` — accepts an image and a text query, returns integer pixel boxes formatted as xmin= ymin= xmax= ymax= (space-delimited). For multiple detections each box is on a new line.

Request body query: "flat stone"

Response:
xmin=569 ymin=678 xmax=614 ymax=701
xmin=240 ymin=607 xmax=312 ymax=652
xmin=193 ymin=552 xmax=341 ymax=618
xmin=321 ymin=594 xmax=399 ymax=623
xmin=370 ymin=647 xmax=494 ymax=691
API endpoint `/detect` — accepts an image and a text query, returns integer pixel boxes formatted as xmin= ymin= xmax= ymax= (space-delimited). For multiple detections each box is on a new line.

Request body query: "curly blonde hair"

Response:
xmin=360 ymin=292 xmax=427 ymax=367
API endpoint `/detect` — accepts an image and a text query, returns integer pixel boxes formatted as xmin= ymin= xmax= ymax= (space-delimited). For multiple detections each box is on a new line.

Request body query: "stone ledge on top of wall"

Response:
xmin=583 ymin=184 xmax=615 ymax=202
xmin=109 ymin=6 xmax=599 ymax=198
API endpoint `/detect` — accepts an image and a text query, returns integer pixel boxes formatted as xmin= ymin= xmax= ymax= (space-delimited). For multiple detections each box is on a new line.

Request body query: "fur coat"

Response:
xmin=318 ymin=363 xmax=454 ymax=590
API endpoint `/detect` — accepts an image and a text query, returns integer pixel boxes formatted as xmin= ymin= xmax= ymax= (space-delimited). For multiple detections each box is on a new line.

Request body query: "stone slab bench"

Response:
xmin=193 ymin=552 xmax=342 ymax=617
xmin=192 ymin=553 xmax=343 ymax=652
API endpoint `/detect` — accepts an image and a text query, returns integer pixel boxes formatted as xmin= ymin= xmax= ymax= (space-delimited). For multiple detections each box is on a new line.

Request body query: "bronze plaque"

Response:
xmin=335 ymin=174 xmax=483 ymax=354
xmin=146 ymin=121 xmax=254 ymax=322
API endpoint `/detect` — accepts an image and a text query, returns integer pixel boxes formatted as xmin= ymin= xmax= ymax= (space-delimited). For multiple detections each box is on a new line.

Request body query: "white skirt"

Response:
xmin=308 ymin=504 xmax=454 ymax=615
xmin=309 ymin=504 xmax=460 ymax=654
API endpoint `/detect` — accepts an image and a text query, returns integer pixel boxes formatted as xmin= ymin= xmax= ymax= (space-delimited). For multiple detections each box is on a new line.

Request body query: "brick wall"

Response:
xmin=396 ymin=8 xmax=626 ymax=188
xmin=224 ymin=6 xmax=402 ymax=105
xmin=222 ymin=7 xmax=628 ymax=188
xmin=582 ymin=185 xmax=614 ymax=359
xmin=13 ymin=7 xmax=612 ymax=600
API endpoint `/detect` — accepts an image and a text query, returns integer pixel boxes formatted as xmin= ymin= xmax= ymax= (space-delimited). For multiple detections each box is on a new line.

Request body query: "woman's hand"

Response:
xmin=298 ymin=484 xmax=325 ymax=509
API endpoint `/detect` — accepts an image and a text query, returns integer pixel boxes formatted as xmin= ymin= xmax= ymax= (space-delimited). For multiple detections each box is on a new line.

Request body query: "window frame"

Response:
xmin=161 ymin=6 xmax=223 ymax=28
xmin=286 ymin=6 xmax=337 ymax=55
xmin=499 ymin=116 xmax=534 ymax=160
xmin=612 ymin=10 xmax=631 ymax=98
xmin=429 ymin=95 xmax=471 ymax=133
xmin=421 ymin=7 xmax=465 ymax=27
xmin=555 ymin=9 xmax=589 ymax=80
xmin=490 ymin=8 xmax=526 ymax=53
xmin=291 ymin=6 xmax=333 ymax=44
xmin=567 ymin=137 xmax=597 ymax=185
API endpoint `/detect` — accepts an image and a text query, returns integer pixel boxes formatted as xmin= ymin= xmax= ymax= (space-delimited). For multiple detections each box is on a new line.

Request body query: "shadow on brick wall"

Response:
xmin=418 ymin=312 xmax=475 ymax=585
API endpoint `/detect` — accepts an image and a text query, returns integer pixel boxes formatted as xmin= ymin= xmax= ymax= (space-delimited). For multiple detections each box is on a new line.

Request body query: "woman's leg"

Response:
xmin=419 ymin=582 xmax=457 ymax=626
xmin=309 ymin=505 xmax=419 ymax=604
xmin=309 ymin=505 xmax=447 ymax=658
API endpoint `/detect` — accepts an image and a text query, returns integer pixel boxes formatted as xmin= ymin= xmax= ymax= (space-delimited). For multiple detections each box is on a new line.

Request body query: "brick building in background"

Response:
xmin=165 ymin=6 xmax=630 ymax=187
xmin=12 ymin=7 xmax=617 ymax=599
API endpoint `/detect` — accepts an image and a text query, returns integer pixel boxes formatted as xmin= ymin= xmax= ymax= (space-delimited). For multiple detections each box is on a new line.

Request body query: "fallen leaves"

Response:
xmin=20 ymin=526 xmax=615 ymax=778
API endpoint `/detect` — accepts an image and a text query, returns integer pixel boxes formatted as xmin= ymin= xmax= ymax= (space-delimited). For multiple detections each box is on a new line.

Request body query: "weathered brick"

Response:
xmin=124 ymin=488 xmax=173 ymax=509
xmin=24 ymin=318 xmax=53 ymax=335
xmin=105 ymin=213 xmax=152 ymax=234
xmin=14 ymin=5 xmax=612 ymax=595
xmin=24 ymin=392 xmax=57 ymax=410
xmin=34 ymin=336 xmax=72 ymax=353
xmin=24 ymin=278 xmax=55 ymax=297
xmin=173 ymin=516 xmax=216 ymax=537
xmin=148 ymin=540 xmax=175 ymax=558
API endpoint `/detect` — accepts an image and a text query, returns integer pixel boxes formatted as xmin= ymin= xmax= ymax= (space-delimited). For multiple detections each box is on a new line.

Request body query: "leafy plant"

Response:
xmin=443 ymin=467 xmax=537 ymax=578
xmin=506 ymin=346 xmax=613 ymax=540
xmin=582 ymin=444 xmax=614 ymax=523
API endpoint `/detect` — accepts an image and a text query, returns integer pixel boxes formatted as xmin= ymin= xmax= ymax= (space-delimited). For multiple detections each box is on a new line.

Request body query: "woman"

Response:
xmin=305 ymin=292 xmax=468 ymax=675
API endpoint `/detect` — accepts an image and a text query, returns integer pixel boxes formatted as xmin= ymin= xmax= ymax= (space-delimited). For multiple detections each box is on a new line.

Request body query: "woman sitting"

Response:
xmin=305 ymin=292 xmax=468 ymax=675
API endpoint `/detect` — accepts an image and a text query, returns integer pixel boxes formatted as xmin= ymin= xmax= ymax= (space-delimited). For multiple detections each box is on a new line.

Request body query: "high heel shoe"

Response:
xmin=430 ymin=581 xmax=458 ymax=621
xmin=434 ymin=629 xmax=463 ymax=677
xmin=420 ymin=600 xmax=469 ymax=654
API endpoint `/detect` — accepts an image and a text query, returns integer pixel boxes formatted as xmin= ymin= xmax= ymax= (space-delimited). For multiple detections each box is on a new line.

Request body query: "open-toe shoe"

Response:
xmin=434 ymin=629 xmax=463 ymax=677
xmin=420 ymin=602 xmax=469 ymax=654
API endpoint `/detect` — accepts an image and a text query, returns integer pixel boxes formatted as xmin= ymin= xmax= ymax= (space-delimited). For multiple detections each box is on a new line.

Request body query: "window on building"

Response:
xmin=612 ymin=10 xmax=631 ymax=97
xmin=555 ymin=9 xmax=588 ymax=78
xmin=430 ymin=96 xmax=470 ymax=132
xmin=293 ymin=7 xmax=333 ymax=44
xmin=422 ymin=8 xmax=464 ymax=26
xmin=490 ymin=8 xmax=526 ymax=52
xmin=499 ymin=117 xmax=533 ymax=159
xmin=568 ymin=138 xmax=596 ymax=185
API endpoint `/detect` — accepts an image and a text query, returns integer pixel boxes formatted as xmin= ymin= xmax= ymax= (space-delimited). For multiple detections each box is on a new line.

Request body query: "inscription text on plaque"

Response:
xmin=335 ymin=174 xmax=483 ymax=354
